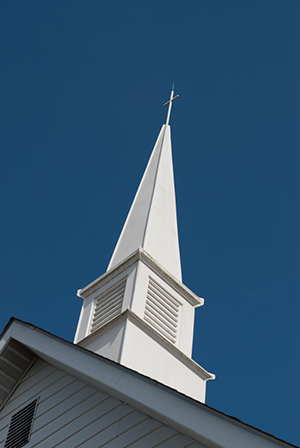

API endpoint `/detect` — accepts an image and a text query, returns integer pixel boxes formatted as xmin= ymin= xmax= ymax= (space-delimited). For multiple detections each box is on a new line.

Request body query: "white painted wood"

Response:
xmin=0 ymin=423 xmax=8 ymax=443
xmin=0 ymin=362 xmax=60 ymax=443
xmin=34 ymin=385 xmax=97 ymax=431
xmin=21 ymin=358 xmax=48 ymax=380
xmin=30 ymin=396 xmax=119 ymax=447
xmin=36 ymin=377 xmax=84 ymax=416
xmin=0 ymin=359 xmax=204 ymax=448
xmin=76 ymin=253 xmax=212 ymax=402
xmin=0 ymin=365 xmax=65 ymax=433
xmin=7 ymin=368 xmax=65 ymax=409
xmin=153 ymin=433 xmax=198 ymax=448
xmin=0 ymin=322 xmax=293 ymax=448
xmin=187 ymin=443 xmax=207 ymax=448
xmin=62 ymin=407 xmax=145 ymax=448
xmin=9 ymin=361 xmax=56 ymax=401
xmin=0 ymin=362 xmax=76 ymax=441
xmin=102 ymin=417 xmax=162 ymax=448
xmin=128 ymin=424 xmax=177 ymax=448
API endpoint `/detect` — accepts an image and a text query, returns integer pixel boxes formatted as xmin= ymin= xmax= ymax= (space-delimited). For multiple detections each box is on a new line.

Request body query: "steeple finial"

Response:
xmin=163 ymin=83 xmax=179 ymax=126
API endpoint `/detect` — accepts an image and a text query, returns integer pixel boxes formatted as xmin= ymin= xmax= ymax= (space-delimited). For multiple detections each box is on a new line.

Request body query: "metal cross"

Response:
xmin=163 ymin=83 xmax=179 ymax=126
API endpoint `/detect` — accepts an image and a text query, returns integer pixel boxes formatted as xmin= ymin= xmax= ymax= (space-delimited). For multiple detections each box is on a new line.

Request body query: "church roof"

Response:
xmin=0 ymin=318 xmax=296 ymax=448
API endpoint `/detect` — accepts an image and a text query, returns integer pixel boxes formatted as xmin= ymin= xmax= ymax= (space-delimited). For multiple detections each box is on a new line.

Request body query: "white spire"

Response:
xmin=107 ymin=86 xmax=181 ymax=281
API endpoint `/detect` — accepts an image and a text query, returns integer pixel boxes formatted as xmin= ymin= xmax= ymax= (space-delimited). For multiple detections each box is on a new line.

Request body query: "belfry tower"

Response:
xmin=74 ymin=86 xmax=215 ymax=403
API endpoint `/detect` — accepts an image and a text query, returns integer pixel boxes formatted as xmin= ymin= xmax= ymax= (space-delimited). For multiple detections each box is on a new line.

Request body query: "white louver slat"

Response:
xmin=4 ymin=398 xmax=38 ymax=448
xmin=91 ymin=276 xmax=127 ymax=333
xmin=144 ymin=277 xmax=181 ymax=344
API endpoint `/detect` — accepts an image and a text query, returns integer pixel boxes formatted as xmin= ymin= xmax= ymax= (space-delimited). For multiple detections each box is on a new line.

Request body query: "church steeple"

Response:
xmin=74 ymin=87 xmax=214 ymax=403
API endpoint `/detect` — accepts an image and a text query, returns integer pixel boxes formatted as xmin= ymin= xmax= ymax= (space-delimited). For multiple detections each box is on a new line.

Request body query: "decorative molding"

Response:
xmin=78 ymin=248 xmax=203 ymax=308
xmin=79 ymin=309 xmax=213 ymax=381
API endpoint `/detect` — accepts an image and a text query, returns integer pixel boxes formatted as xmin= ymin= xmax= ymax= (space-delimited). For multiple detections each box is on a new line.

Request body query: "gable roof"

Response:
xmin=0 ymin=318 xmax=297 ymax=448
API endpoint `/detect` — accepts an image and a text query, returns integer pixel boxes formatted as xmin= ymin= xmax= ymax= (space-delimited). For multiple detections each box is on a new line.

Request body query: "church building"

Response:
xmin=0 ymin=87 xmax=295 ymax=447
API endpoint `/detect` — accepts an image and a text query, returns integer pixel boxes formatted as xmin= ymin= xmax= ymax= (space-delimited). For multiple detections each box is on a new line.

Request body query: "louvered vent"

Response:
xmin=91 ymin=276 xmax=127 ymax=333
xmin=144 ymin=277 xmax=181 ymax=344
xmin=5 ymin=398 xmax=38 ymax=448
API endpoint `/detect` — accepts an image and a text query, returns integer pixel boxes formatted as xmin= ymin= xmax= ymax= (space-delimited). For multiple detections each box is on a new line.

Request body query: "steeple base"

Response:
xmin=74 ymin=248 xmax=215 ymax=403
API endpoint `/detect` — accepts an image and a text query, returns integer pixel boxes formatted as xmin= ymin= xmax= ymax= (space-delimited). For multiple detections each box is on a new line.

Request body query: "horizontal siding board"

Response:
xmin=25 ymin=359 xmax=49 ymax=380
xmin=12 ymin=358 xmax=48 ymax=385
xmin=102 ymin=417 xmax=162 ymax=448
xmin=3 ymin=369 xmax=66 ymax=417
xmin=0 ymin=359 xmax=207 ymax=448
xmin=30 ymin=396 xmax=121 ymax=447
xmin=0 ymin=373 xmax=78 ymax=445
xmin=31 ymin=392 xmax=113 ymax=446
xmin=0 ymin=367 xmax=66 ymax=432
xmin=36 ymin=377 xmax=81 ymax=415
xmin=7 ymin=365 xmax=60 ymax=405
xmin=73 ymin=407 xmax=145 ymax=448
xmin=128 ymin=425 xmax=177 ymax=448
xmin=34 ymin=385 xmax=98 ymax=431
xmin=186 ymin=443 xmax=206 ymax=448
xmin=0 ymin=429 xmax=7 ymax=445
xmin=154 ymin=434 xmax=197 ymax=448
xmin=45 ymin=403 xmax=134 ymax=448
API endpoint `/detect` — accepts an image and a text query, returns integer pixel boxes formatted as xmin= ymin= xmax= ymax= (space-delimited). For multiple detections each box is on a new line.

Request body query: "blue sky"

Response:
xmin=1 ymin=1 xmax=299 ymax=445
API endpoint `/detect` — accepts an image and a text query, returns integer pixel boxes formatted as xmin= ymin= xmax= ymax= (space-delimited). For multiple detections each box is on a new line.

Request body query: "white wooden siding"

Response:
xmin=0 ymin=358 xmax=203 ymax=448
xmin=155 ymin=434 xmax=200 ymax=448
